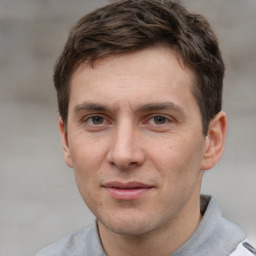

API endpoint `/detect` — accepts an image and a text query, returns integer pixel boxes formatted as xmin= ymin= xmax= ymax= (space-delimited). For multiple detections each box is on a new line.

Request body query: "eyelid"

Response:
xmin=87 ymin=116 xmax=105 ymax=125
xmin=81 ymin=114 xmax=112 ymax=127
xmin=145 ymin=114 xmax=174 ymax=124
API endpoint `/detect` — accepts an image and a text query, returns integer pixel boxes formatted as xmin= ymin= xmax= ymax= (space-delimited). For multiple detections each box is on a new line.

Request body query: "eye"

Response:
xmin=152 ymin=115 xmax=167 ymax=125
xmin=85 ymin=115 xmax=108 ymax=125
xmin=148 ymin=115 xmax=168 ymax=125
xmin=82 ymin=115 xmax=111 ymax=131
xmin=88 ymin=116 xmax=105 ymax=125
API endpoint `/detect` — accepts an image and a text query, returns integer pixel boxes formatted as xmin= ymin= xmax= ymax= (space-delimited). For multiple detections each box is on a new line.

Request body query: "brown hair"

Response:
xmin=54 ymin=0 xmax=224 ymax=135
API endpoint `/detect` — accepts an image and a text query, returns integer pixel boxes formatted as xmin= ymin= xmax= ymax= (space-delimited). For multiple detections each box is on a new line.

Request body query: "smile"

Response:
xmin=102 ymin=181 xmax=154 ymax=200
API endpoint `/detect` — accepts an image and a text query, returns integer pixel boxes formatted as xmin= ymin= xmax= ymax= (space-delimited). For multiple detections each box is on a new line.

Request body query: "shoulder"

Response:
xmin=229 ymin=240 xmax=256 ymax=256
xmin=35 ymin=221 xmax=105 ymax=256
xmin=35 ymin=228 xmax=91 ymax=256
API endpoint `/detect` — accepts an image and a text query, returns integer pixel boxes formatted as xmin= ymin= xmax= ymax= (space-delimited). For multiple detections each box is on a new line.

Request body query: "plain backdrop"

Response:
xmin=0 ymin=0 xmax=255 ymax=255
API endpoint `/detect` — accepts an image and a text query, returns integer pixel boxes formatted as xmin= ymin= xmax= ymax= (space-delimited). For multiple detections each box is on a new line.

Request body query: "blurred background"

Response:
xmin=0 ymin=0 xmax=255 ymax=255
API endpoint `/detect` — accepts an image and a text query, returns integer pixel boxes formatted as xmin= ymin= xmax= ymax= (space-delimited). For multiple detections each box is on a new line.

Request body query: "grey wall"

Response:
xmin=0 ymin=0 xmax=255 ymax=255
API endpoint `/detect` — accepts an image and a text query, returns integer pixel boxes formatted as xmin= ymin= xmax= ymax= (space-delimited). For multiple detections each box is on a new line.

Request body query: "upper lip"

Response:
xmin=102 ymin=181 xmax=153 ymax=189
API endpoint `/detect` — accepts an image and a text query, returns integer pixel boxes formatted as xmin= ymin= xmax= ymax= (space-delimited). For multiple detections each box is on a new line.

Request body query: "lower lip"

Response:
xmin=104 ymin=187 xmax=152 ymax=200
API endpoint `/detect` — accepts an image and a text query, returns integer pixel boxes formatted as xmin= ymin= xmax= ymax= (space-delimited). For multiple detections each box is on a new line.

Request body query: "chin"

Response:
xmin=98 ymin=210 xmax=170 ymax=236
xmin=102 ymin=220 xmax=153 ymax=236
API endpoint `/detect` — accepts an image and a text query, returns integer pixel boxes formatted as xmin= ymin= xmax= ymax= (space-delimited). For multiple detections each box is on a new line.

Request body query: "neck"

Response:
xmin=98 ymin=189 xmax=202 ymax=256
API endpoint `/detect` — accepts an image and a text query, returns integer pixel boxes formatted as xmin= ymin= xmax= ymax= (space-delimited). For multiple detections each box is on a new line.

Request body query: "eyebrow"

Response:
xmin=73 ymin=101 xmax=185 ymax=116
xmin=136 ymin=102 xmax=184 ymax=114
xmin=73 ymin=103 xmax=109 ymax=114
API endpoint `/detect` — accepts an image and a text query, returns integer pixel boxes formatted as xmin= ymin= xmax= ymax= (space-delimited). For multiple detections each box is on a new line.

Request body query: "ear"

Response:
xmin=200 ymin=111 xmax=227 ymax=170
xmin=58 ymin=116 xmax=73 ymax=168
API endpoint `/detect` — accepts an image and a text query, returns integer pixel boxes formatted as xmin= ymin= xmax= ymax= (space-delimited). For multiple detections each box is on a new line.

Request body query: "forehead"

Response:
xmin=69 ymin=47 xmax=197 ymax=112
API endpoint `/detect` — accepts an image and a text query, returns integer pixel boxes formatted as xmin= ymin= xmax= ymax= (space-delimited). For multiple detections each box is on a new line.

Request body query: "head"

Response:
xmin=54 ymin=0 xmax=224 ymax=136
xmin=55 ymin=0 xmax=227 ymax=251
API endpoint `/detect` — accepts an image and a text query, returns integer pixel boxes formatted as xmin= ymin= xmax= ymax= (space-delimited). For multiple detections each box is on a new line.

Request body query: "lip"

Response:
xmin=102 ymin=181 xmax=154 ymax=200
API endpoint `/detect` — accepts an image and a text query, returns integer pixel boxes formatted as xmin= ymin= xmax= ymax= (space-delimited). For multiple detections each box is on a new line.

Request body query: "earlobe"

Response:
xmin=201 ymin=111 xmax=227 ymax=170
xmin=58 ymin=117 xmax=73 ymax=168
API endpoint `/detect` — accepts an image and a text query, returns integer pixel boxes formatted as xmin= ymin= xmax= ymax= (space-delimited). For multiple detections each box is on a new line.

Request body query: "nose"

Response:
xmin=106 ymin=122 xmax=145 ymax=169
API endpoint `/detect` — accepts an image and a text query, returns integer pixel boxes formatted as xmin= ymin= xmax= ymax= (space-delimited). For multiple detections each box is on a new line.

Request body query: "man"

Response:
xmin=36 ymin=0 xmax=256 ymax=255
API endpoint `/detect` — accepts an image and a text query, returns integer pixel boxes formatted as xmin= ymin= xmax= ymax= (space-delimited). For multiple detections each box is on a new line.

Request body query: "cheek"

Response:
xmin=69 ymin=135 xmax=110 ymax=191
xmin=69 ymin=146 xmax=97 ymax=191
xmin=69 ymin=134 xmax=107 ymax=169
xmin=71 ymin=147 xmax=103 ymax=210
xmin=150 ymin=137 xmax=204 ymax=182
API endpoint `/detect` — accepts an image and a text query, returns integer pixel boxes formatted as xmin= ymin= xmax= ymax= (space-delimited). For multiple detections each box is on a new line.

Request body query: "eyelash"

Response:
xmin=83 ymin=115 xmax=109 ymax=125
xmin=146 ymin=115 xmax=170 ymax=125
xmin=81 ymin=114 xmax=173 ymax=132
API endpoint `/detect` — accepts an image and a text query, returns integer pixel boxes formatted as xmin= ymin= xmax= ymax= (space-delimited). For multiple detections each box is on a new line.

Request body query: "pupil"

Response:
xmin=154 ymin=116 xmax=166 ymax=124
xmin=92 ymin=116 xmax=103 ymax=124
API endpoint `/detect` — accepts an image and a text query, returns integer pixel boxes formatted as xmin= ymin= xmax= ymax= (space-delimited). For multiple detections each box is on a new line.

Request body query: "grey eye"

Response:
xmin=91 ymin=116 xmax=104 ymax=124
xmin=153 ymin=116 xmax=167 ymax=124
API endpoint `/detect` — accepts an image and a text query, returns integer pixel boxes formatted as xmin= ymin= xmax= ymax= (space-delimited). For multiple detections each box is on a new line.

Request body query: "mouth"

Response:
xmin=102 ymin=181 xmax=154 ymax=200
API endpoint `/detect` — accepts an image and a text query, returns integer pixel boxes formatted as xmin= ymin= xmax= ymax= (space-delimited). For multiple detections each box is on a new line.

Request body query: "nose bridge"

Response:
xmin=107 ymin=118 xmax=144 ymax=168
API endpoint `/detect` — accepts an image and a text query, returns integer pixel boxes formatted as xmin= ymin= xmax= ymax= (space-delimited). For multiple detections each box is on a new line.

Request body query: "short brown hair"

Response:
xmin=54 ymin=0 xmax=224 ymax=135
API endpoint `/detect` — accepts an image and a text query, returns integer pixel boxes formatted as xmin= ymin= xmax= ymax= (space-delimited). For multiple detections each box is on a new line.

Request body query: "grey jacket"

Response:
xmin=36 ymin=195 xmax=255 ymax=256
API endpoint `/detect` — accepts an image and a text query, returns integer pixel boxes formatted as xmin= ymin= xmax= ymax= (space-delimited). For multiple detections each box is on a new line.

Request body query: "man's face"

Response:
xmin=60 ymin=47 xmax=209 ymax=236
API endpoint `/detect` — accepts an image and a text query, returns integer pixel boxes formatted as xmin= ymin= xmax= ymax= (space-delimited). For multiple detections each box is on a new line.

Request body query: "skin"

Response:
xmin=59 ymin=47 xmax=227 ymax=256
